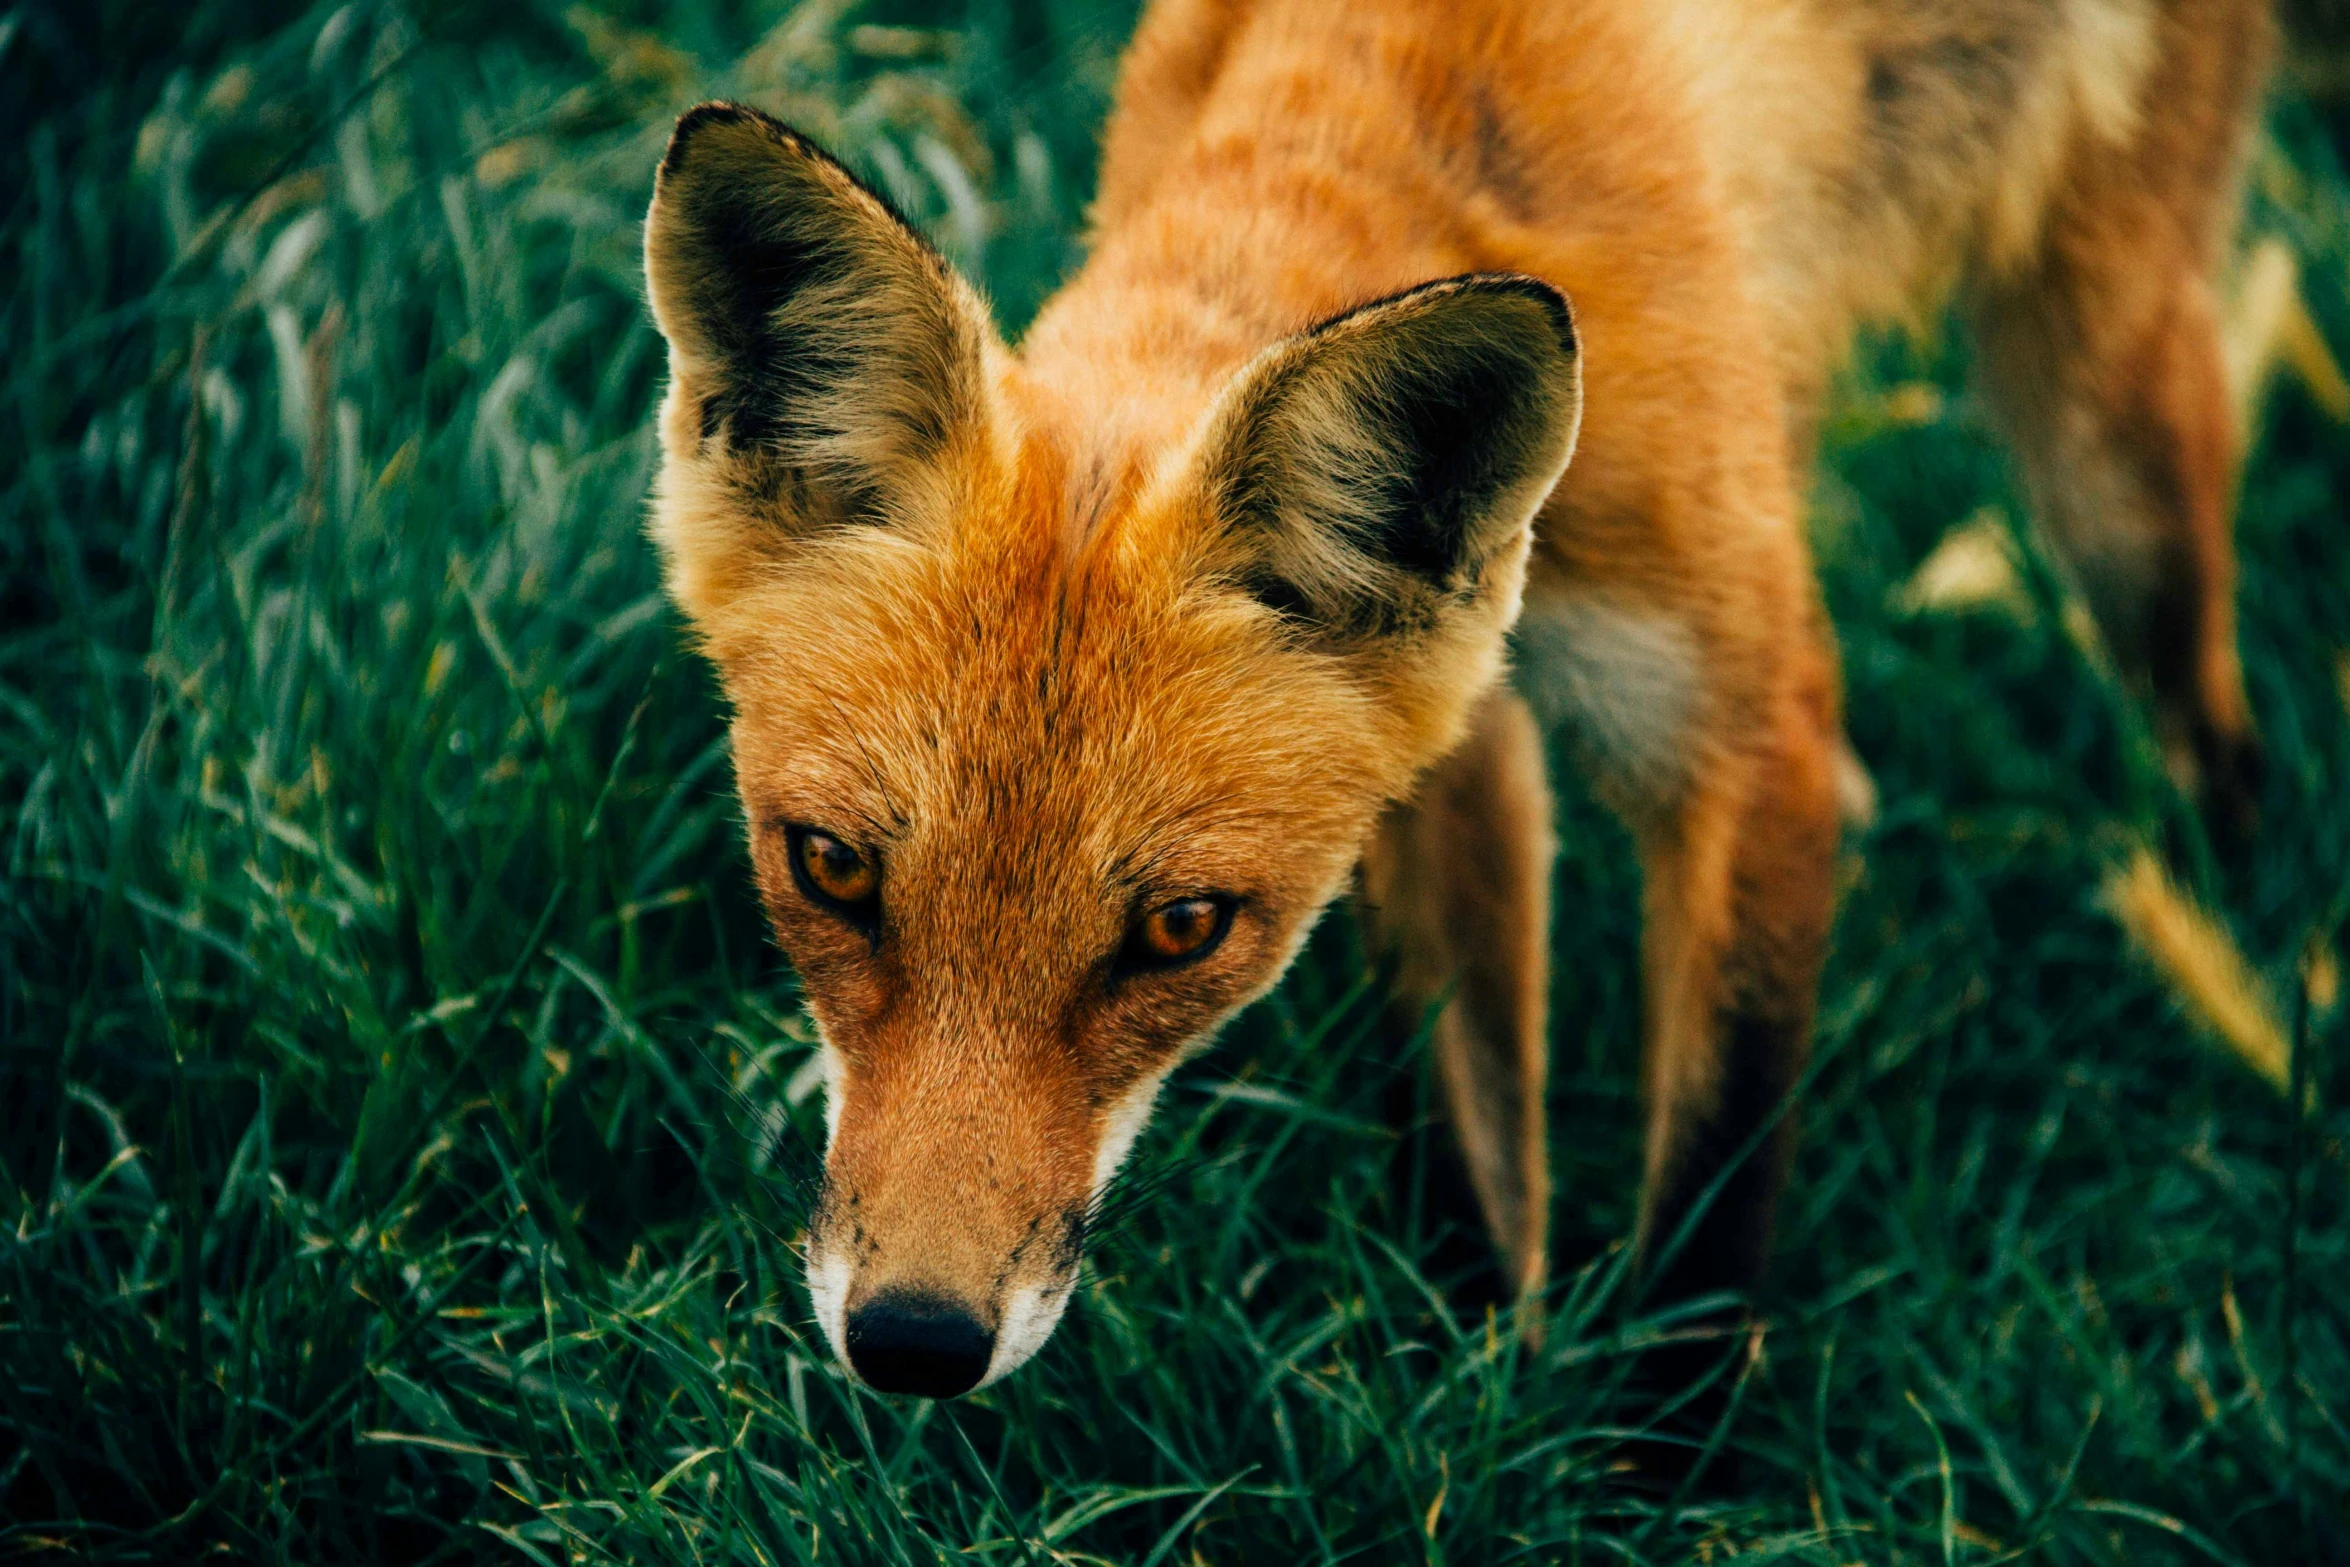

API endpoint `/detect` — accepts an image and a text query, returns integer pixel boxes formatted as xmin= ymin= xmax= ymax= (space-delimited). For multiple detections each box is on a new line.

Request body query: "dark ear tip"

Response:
xmin=1457 ymin=272 xmax=1578 ymax=358
xmin=658 ymin=100 xmax=799 ymax=183
xmin=1320 ymin=273 xmax=1577 ymax=362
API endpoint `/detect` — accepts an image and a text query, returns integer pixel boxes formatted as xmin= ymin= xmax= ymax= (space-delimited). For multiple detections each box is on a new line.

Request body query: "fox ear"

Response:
xmin=643 ymin=103 xmax=995 ymax=612
xmin=1194 ymin=275 xmax=1581 ymax=641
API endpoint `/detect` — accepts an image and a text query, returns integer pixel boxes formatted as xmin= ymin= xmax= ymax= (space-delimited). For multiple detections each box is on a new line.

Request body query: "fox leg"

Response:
xmin=1361 ymin=688 xmax=1556 ymax=1307
xmin=1975 ymin=261 xmax=2259 ymax=831
xmin=1970 ymin=5 xmax=2273 ymax=835
xmin=1632 ymin=693 xmax=1840 ymax=1315
xmin=1516 ymin=576 xmax=1843 ymax=1310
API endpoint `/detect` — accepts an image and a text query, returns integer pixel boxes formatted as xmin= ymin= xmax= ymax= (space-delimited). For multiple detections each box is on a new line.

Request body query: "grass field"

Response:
xmin=7 ymin=1 xmax=2350 ymax=1561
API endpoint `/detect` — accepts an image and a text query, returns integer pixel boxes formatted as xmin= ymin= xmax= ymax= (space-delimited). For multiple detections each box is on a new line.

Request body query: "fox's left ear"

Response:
xmin=1191 ymin=274 xmax=1581 ymax=647
xmin=643 ymin=102 xmax=999 ymax=627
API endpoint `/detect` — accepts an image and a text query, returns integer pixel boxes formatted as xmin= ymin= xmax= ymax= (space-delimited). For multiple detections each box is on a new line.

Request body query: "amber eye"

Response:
xmin=786 ymin=825 xmax=880 ymax=923
xmin=1120 ymin=896 xmax=1234 ymax=973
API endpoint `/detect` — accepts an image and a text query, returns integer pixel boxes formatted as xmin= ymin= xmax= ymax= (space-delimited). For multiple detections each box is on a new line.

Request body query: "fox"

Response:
xmin=639 ymin=0 xmax=2274 ymax=1399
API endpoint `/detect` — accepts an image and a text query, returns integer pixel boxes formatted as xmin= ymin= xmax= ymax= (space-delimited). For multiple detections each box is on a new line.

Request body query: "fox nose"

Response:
xmin=844 ymin=1290 xmax=994 ymax=1398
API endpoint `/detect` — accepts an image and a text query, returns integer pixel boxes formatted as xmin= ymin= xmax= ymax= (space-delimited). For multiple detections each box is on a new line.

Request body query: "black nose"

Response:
xmin=844 ymin=1290 xmax=994 ymax=1398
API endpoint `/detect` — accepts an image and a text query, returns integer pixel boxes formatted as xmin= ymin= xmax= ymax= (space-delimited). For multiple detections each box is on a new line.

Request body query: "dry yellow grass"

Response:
xmin=2222 ymin=235 xmax=2350 ymax=430
xmin=2306 ymin=941 xmax=2340 ymax=1017
xmin=1891 ymin=506 xmax=2034 ymax=622
xmin=2101 ymin=848 xmax=2294 ymax=1093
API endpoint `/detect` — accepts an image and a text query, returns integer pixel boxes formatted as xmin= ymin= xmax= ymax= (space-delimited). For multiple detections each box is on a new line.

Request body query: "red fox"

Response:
xmin=641 ymin=0 xmax=2273 ymax=1397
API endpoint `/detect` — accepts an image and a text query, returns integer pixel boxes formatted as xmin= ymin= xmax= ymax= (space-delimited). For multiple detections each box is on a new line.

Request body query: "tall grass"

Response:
xmin=4 ymin=2 xmax=2348 ymax=1561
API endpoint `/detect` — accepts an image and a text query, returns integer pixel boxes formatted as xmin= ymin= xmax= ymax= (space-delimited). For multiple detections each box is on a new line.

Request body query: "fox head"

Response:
xmin=642 ymin=103 xmax=1580 ymax=1397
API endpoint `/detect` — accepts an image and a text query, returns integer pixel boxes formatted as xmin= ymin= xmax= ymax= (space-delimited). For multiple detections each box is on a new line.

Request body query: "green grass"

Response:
xmin=6 ymin=2 xmax=2350 ymax=1561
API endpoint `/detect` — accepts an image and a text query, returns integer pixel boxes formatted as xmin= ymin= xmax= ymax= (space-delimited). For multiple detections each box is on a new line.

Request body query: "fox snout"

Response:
xmin=806 ymin=1184 xmax=1091 ymax=1398
xmin=842 ymin=1289 xmax=998 ymax=1399
xmin=803 ymin=1050 xmax=1110 ymax=1396
xmin=810 ymin=1212 xmax=1087 ymax=1398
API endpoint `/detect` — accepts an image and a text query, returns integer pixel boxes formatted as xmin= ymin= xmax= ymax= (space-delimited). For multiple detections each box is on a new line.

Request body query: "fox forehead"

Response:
xmin=712 ymin=475 xmax=1393 ymax=893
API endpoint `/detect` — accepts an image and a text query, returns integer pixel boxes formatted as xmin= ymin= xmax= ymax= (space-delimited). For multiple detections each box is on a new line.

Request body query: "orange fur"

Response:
xmin=641 ymin=0 xmax=2273 ymax=1396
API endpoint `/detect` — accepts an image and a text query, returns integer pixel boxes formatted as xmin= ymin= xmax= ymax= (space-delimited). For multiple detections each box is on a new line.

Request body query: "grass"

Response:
xmin=4 ymin=1 xmax=2350 ymax=1560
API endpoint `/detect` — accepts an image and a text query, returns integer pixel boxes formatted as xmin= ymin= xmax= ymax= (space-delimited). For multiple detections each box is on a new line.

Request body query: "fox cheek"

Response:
xmin=981 ymin=1273 xmax=1079 ymax=1388
xmin=817 ymin=1040 xmax=847 ymax=1152
xmin=804 ymin=1244 xmax=854 ymax=1367
xmin=1089 ymin=1065 xmax=1176 ymax=1199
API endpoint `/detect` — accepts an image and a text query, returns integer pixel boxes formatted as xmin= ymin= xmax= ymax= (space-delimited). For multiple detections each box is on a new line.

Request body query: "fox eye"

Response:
xmin=786 ymin=825 xmax=880 ymax=924
xmin=1119 ymin=896 xmax=1234 ymax=973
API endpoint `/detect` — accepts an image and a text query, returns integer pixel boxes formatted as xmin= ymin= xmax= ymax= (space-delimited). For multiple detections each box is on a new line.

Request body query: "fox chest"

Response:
xmin=1512 ymin=594 xmax=1700 ymax=814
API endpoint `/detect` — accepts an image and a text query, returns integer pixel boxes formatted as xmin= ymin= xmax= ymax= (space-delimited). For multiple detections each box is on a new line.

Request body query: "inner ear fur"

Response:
xmin=643 ymin=102 xmax=995 ymax=532
xmin=1198 ymin=275 xmax=1582 ymax=639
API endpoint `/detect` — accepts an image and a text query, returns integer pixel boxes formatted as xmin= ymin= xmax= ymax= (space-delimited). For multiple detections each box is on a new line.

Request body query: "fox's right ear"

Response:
xmin=644 ymin=103 xmax=996 ymax=622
